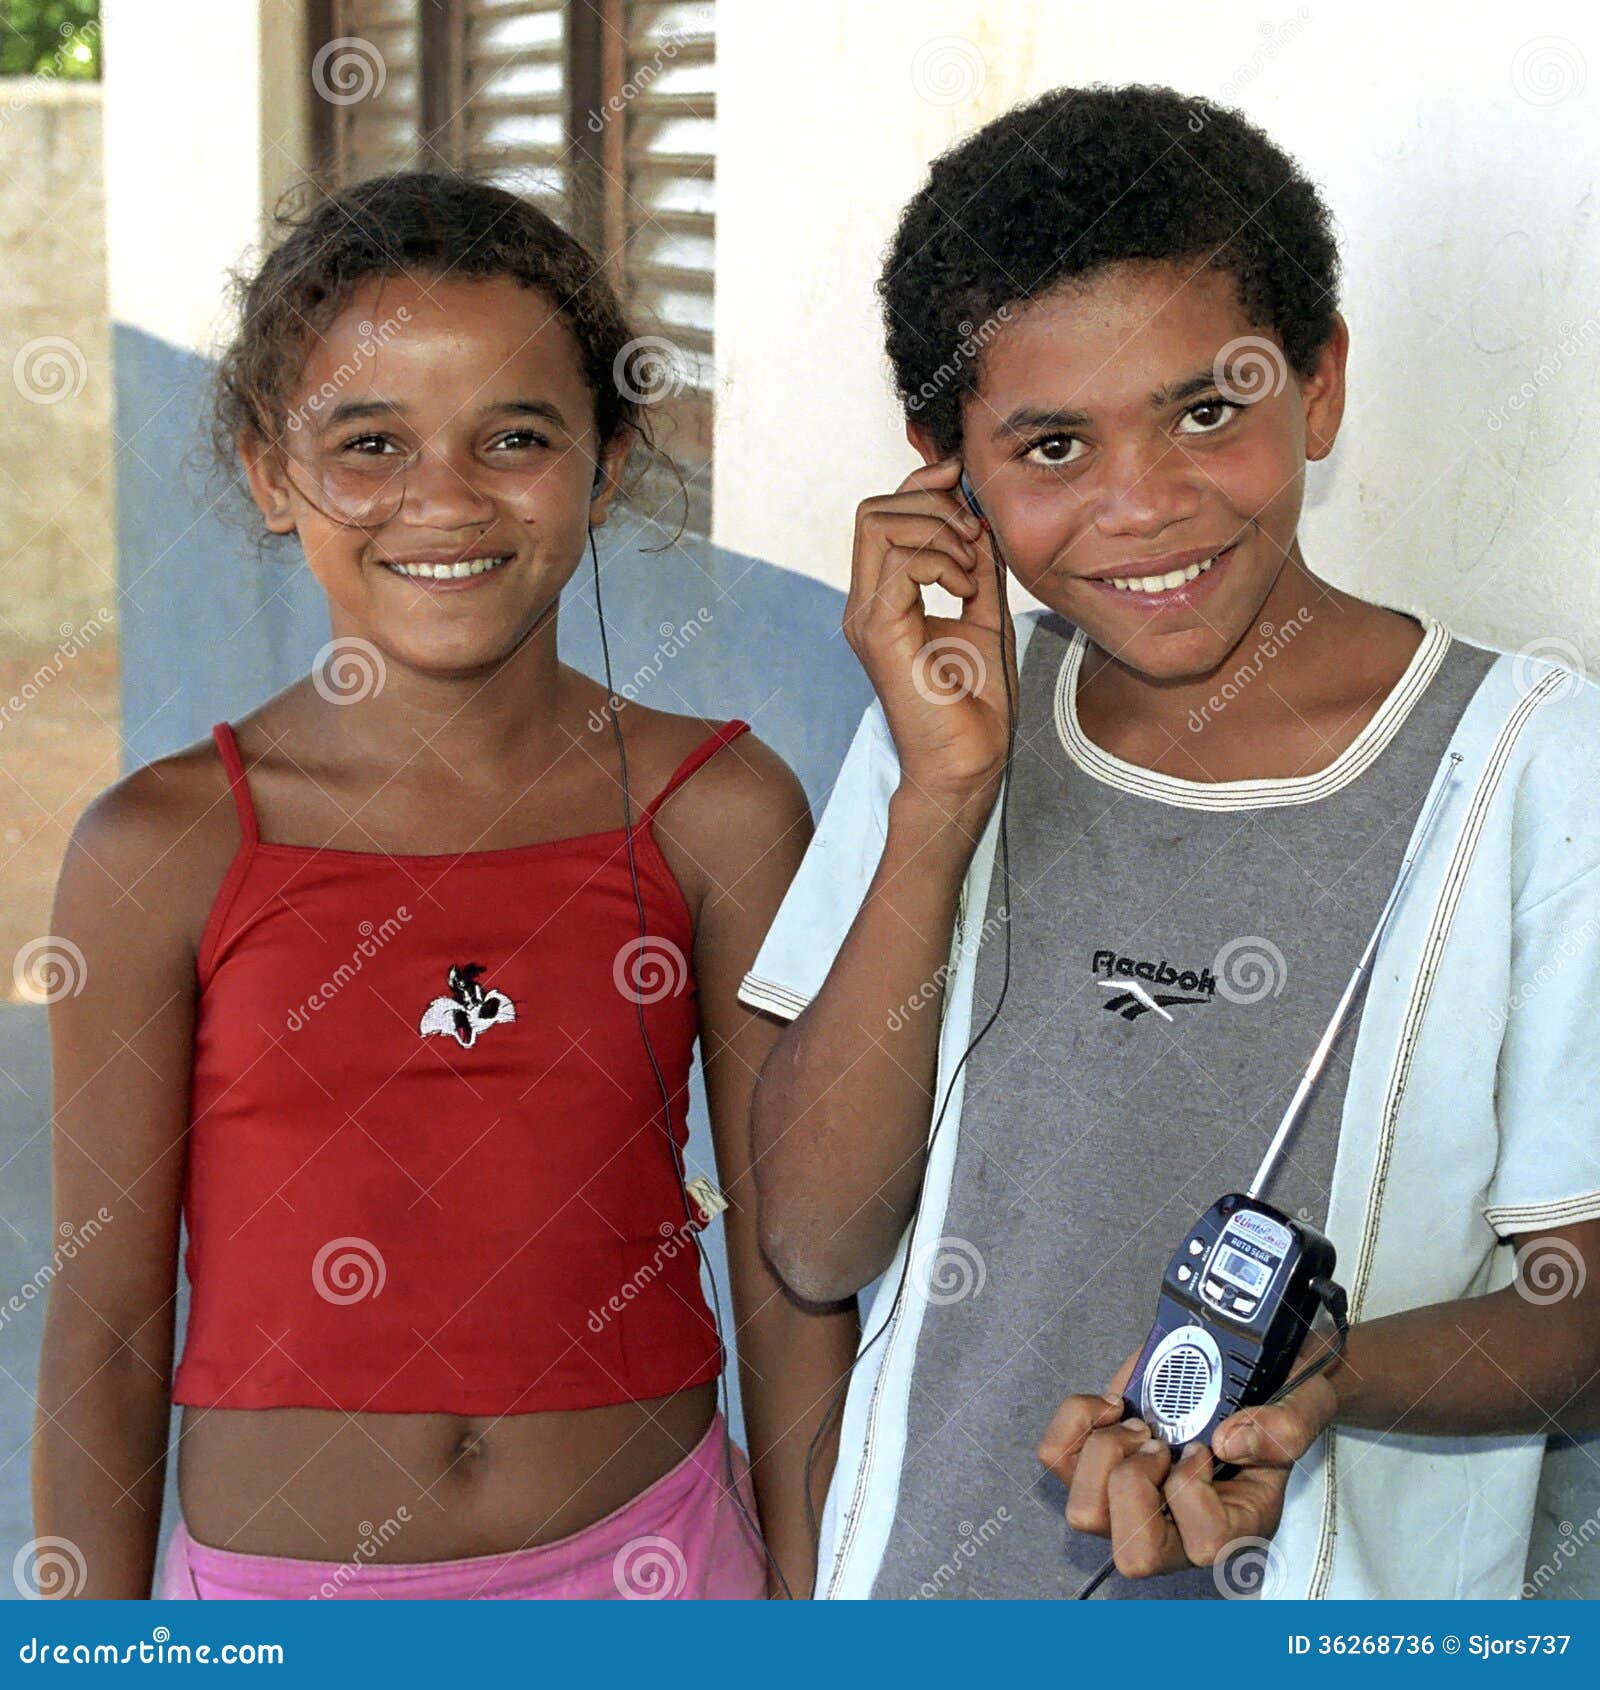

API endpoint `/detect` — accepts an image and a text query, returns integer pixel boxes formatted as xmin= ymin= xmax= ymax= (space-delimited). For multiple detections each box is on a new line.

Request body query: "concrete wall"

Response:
xmin=0 ymin=80 xmax=112 ymax=653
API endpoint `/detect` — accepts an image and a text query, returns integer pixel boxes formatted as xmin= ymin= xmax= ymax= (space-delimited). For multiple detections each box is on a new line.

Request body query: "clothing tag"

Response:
xmin=686 ymin=1175 xmax=727 ymax=1228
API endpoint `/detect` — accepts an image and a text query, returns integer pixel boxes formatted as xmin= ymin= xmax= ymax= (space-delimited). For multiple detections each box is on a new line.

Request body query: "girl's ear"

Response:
xmin=586 ymin=432 xmax=633 ymax=529
xmin=237 ymin=427 xmax=298 ymax=535
xmin=905 ymin=418 xmax=947 ymax=467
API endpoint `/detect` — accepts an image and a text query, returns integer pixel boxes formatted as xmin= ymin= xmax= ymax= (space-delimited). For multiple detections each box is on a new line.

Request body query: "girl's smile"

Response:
xmin=376 ymin=548 xmax=516 ymax=586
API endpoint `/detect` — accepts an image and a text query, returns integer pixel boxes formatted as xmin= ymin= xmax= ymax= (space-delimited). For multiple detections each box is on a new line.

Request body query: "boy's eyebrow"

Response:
xmin=989 ymin=368 xmax=1232 ymax=439
xmin=316 ymin=397 xmax=571 ymax=429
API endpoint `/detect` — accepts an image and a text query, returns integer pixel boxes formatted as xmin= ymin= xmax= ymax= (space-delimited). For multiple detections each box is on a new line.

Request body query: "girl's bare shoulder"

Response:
xmin=605 ymin=695 xmax=811 ymax=912
xmin=61 ymin=729 xmax=250 ymax=957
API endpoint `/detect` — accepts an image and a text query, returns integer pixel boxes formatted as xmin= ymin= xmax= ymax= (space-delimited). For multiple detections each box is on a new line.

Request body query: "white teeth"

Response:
xmin=385 ymin=555 xmax=510 ymax=581
xmin=1108 ymin=554 xmax=1217 ymax=593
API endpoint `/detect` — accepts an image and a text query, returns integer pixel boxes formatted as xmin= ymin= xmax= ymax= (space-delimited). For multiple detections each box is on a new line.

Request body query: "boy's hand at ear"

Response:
xmin=844 ymin=454 xmax=1017 ymax=826
xmin=1035 ymin=1345 xmax=1338 ymax=1577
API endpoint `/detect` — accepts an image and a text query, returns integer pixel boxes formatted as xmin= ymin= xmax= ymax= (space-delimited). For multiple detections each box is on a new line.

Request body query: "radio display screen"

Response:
xmin=1215 ymin=1246 xmax=1269 ymax=1292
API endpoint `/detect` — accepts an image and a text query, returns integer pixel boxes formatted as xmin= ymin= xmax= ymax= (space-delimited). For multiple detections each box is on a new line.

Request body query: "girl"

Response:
xmin=34 ymin=170 xmax=857 ymax=1600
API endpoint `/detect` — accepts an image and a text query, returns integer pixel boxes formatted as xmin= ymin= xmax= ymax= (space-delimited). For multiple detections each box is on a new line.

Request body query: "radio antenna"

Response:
xmin=1247 ymin=751 xmax=1463 ymax=1201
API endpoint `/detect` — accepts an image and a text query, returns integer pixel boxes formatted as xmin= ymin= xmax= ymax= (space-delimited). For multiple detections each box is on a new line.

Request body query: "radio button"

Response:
xmin=1231 ymin=1296 xmax=1257 ymax=1315
xmin=1188 ymin=1240 xmax=1205 ymax=1256
xmin=1176 ymin=1265 xmax=1193 ymax=1283
xmin=1203 ymin=1277 xmax=1226 ymax=1300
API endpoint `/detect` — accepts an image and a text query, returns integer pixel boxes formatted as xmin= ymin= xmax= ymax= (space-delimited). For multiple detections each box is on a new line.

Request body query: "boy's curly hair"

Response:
xmin=879 ymin=84 xmax=1341 ymax=453
xmin=209 ymin=168 xmax=681 ymax=533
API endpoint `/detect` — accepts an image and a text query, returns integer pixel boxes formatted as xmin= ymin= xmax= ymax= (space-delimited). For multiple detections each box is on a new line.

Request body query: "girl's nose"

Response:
xmin=397 ymin=445 xmax=498 ymax=528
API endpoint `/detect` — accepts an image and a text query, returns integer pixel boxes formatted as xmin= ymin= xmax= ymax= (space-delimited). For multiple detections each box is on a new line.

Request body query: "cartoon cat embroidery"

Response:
xmin=419 ymin=963 xmax=517 ymax=1049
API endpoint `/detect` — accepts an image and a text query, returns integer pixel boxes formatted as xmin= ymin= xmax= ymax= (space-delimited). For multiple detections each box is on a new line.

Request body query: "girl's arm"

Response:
xmin=663 ymin=731 xmax=861 ymax=1599
xmin=33 ymin=769 xmax=208 ymax=1597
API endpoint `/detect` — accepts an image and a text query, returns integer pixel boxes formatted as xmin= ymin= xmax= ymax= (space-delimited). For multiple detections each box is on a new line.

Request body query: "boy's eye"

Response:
xmin=1023 ymin=434 xmax=1085 ymax=467
xmin=1177 ymin=398 xmax=1240 ymax=435
xmin=490 ymin=428 xmax=550 ymax=452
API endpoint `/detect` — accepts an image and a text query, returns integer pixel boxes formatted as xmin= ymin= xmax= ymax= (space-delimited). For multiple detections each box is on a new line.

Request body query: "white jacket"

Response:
xmin=739 ymin=609 xmax=1600 ymax=1600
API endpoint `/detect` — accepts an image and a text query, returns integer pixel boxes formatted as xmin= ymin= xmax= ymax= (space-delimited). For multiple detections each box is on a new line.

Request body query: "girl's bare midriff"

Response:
xmin=176 ymin=1379 xmax=718 ymax=1560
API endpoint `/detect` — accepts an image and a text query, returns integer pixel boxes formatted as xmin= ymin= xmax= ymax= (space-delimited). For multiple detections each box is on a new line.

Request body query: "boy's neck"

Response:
xmin=1073 ymin=554 xmax=1429 ymax=784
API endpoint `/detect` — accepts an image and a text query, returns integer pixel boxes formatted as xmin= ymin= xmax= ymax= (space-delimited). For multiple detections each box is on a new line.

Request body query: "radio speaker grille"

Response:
xmin=1148 ymin=1342 xmax=1213 ymax=1425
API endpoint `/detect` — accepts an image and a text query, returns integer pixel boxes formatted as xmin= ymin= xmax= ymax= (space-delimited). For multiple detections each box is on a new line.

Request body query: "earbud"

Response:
xmin=958 ymin=468 xmax=987 ymax=525
xmin=591 ymin=466 xmax=605 ymax=497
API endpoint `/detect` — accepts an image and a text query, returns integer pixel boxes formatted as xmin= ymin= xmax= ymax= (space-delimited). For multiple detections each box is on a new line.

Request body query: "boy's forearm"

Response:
xmin=738 ymin=1295 xmax=860 ymax=1597
xmin=752 ymin=785 xmax=990 ymax=1300
xmin=1324 ymin=1283 xmax=1600 ymax=1438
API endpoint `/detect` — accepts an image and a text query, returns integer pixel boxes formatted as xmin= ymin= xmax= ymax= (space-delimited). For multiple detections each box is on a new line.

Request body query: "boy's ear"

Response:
xmin=1301 ymin=314 xmax=1349 ymax=465
xmin=905 ymin=418 xmax=947 ymax=467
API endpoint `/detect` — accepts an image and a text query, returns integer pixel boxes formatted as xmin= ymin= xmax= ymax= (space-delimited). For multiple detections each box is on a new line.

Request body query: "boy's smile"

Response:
xmin=951 ymin=261 xmax=1344 ymax=686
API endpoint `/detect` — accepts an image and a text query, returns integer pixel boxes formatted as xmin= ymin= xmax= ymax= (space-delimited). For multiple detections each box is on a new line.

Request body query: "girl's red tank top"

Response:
xmin=171 ymin=718 xmax=750 ymax=1416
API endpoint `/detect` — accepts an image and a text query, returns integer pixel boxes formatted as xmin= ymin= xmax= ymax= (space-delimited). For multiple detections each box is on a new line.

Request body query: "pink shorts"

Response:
xmin=158 ymin=1412 xmax=767 ymax=1600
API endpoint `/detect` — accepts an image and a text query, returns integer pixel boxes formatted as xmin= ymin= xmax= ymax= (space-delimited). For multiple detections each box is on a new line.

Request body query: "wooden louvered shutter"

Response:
xmin=594 ymin=1 xmax=716 ymax=537
xmin=306 ymin=1 xmax=716 ymax=535
xmin=307 ymin=1 xmax=423 ymax=177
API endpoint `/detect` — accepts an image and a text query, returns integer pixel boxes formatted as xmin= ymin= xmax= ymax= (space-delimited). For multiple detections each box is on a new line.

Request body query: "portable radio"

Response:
xmin=1118 ymin=749 xmax=1462 ymax=1476
xmin=1124 ymin=1193 xmax=1336 ymax=1474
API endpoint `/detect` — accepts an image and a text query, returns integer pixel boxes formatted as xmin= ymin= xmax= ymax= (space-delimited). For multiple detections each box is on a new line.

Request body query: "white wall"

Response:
xmin=714 ymin=0 xmax=1600 ymax=668
xmin=102 ymin=0 xmax=307 ymax=357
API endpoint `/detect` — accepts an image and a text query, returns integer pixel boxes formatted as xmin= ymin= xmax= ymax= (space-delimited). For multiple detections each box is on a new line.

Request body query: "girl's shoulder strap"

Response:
xmin=211 ymin=722 xmax=260 ymax=846
xmin=640 ymin=719 xmax=752 ymax=825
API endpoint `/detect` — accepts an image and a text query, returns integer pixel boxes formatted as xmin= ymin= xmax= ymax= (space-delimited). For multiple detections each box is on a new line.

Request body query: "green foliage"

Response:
xmin=1 ymin=1 xmax=101 ymax=80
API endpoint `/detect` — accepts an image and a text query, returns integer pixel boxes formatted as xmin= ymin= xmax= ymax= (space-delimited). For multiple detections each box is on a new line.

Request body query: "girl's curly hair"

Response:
xmin=209 ymin=168 xmax=681 ymax=533
xmin=879 ymin=84 xmax=1342 ymax=453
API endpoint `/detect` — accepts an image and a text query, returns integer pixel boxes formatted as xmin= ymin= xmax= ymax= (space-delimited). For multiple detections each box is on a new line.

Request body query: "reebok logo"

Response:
xmin=1092 ymin=948 xmax=1216 ymax=1021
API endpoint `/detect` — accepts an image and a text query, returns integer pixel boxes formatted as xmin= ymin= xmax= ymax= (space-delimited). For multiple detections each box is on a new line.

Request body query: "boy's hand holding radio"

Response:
xmin=844 ymin=455 xmax=1017 ymax=838
xmin=1035 ymin=1338 xmax=1340 ymax=1579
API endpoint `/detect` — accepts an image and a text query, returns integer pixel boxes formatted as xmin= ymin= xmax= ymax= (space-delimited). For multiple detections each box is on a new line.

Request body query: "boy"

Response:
xmin=743 ymin=85 xmax=1600 ymax=1599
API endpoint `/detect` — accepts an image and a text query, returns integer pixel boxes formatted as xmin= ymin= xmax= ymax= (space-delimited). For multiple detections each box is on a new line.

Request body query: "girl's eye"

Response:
xmin=1023 ymin=434 xmax=1085 ymax=468
xmin=490 ymin=429 xmax=550 ymax=452
xmin=1177 ymin=398 xmax=1240 ymax=435
xmin=340 ymin=433 xmax=402 ymax=457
